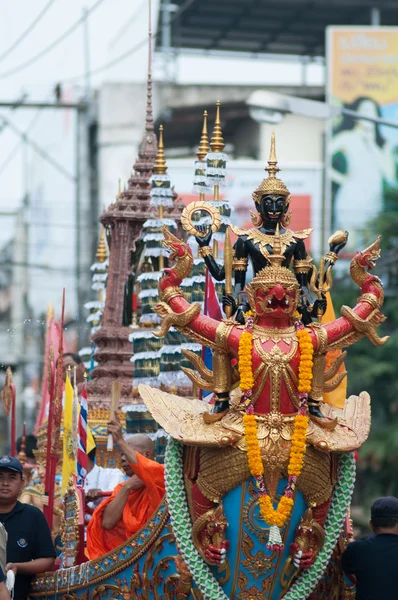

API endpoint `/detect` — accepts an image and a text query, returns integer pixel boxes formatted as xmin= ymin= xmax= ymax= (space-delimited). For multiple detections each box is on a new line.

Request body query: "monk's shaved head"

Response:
xmin=124 ymin=434 xmax=155 ymax=458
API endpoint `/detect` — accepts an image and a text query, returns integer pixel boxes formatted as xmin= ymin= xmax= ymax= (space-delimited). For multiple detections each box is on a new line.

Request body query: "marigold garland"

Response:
xmin=238 ymin=316 xmax=313 ymax=552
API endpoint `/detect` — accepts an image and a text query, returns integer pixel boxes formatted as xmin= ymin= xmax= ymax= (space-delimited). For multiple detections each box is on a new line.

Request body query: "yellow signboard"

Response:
xmin=327 ymin=27 xmax=398 ymax=253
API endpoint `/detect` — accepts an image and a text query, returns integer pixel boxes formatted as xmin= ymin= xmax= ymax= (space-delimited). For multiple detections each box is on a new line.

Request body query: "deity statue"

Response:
xmin=193 ymin=133 xmax=348 ymax=419
xmin=195 ymin=134 xmax=346 ymax=326
xmin=138 ymin=226 xmax=387 ymax=593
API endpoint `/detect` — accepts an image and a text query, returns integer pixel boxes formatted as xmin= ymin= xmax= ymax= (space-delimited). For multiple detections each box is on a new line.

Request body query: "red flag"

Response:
xmin=205 ymin=275 xmax=222 ymax=321
xmin=35 ymin=318 xmax=63 ymax=433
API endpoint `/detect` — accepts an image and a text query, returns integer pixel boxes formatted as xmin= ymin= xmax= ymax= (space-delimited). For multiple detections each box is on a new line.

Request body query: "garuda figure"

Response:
xmin=138 ymin=226 xmax=387 ymax=599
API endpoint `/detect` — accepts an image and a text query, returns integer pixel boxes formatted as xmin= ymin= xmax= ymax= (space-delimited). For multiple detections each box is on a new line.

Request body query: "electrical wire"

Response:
xmin=0 ymin=0 xmax=107 ymax=80
xmin=0 ymin=0 xmax=58 ymax=66
xmin=0 ymin=108 xmax=45 ymax=178
xmin=108 ymin=0 xmax=147 ymax=50
xmin=0 ymin=112 xmax=76 ymax=182
xmin=62 ymin=0 xmax=191 ymax=83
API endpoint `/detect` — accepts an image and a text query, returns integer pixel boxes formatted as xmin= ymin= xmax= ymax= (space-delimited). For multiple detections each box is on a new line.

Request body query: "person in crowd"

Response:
xmin=342 ymin=496 xmax=398 ymax=599
xmin=84 ymin=444 xmax=125 ymax=524
xmin=62 ymin=353 xmax=86 ymax=386
xmin=0 ymin=572 xmax=10 ymax=600
xmin=86 ymin=418 xmax=165 ymax=559
xmin=0 ymin=456 xmax=55 ymax=600
xmin=16 ymin=434 xmax=38 ymax=489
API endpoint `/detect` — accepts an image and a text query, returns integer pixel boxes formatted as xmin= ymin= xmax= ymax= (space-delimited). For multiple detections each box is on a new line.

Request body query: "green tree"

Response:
xmin=331 ymin=211 xmax=398 ymax=522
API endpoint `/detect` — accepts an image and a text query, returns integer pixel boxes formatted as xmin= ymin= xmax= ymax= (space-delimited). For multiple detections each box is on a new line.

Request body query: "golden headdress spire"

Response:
xmin=96 ymin=228 xmax=107 ymax=263
xmin=210 ymin=101 xmax=225 ymax=153
xmin=252 ymin=132 xmax=290 ymax=203
xmin=154 ymin=125 xmax=167 ymax=174
xmin=265 ymin=131 xmax=280 ymax=179
xmin=197 ymin=110 xmax=209 ymax=161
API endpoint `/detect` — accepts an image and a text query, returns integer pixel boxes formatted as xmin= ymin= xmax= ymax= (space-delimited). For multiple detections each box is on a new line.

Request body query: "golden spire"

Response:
xmin=265 ymin=131 xmax=280 ymax=179
xmin=197 ymin=110 xmax=210 ymax=161
xmin=210 ymin=100 xmax=225 ymax=153
xmin=117 ymin=178 xmax=121 ymax=200
xmin=268 ymin=223 xmax=284 ymax=268
xmin=154 ymin=125 xmax=167 ymax=174
xmin=252 ymin=132 xmax=289 ymax=202
xmin=96 ymin=228 xmax=107 ymax=263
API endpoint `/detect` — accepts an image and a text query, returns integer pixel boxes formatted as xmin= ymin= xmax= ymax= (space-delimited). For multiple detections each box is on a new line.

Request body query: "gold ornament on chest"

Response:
xmin=251 ymin=339 xmax=299 ymax=409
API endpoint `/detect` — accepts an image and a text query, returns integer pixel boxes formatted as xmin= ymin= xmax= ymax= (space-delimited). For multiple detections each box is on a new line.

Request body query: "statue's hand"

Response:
xmin=222 ymin=293 xmax=237 ymax=316
xmin=235 ymin=306 xmax=246 ymax=325
xmin=204 ymin=540 xmax=229 ymax=566
xmin=312 ymin=294 xmax=327 ymax=319
xmin=192 ymin=505 xmax=229 ymax=567
xmin=290 ymin=543 xmax=316 ymax=569
xmin=329 ymin=230 xmax=349 ymax=255
xmin=195 ymin=224 xmax=213 ymax=248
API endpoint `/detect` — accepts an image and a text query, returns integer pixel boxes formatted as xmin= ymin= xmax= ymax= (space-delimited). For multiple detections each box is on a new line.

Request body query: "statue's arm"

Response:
xmin=166 ymin=293 xmax=240 ymax=354
xmin=232 ymin=236 xmax=249 ymax=290
xmin=315 ymin=246 xmax=388 ymax=351
xmin=200 ymin=251 xmax=225 ymax=281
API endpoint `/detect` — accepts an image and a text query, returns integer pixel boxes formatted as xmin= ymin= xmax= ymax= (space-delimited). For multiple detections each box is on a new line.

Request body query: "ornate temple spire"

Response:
xmin=96 ymin=228 xmax=107 ymax=263
xmin=154 ymin=125 xmax=167 ymax=174
xmin=197 ymin=110 xmax=209 ymax=161
xmin=210 ymin=100 xmax=225 ymax=153
xmin=145 ymin=0 xmax=154 ymax=134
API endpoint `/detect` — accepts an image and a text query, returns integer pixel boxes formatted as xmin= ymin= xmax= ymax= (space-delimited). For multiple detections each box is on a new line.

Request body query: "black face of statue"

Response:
xmin=258 ymin=194 xmax=287 ymax=227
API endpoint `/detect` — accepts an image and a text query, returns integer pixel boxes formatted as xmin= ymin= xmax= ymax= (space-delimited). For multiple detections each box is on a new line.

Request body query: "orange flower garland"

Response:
xmin=238 ymin=316 xmax=313 ymax=551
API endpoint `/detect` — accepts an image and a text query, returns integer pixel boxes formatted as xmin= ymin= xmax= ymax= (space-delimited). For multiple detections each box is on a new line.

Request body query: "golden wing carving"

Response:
xmin=307 ymin=391 xmax=371 ymax=452
xmin=138 ymin=384 xmax=242 ymax=447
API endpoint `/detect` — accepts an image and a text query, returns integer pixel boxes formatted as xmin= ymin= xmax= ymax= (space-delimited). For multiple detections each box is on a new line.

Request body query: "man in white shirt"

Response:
xmin=84 ymin=447 xmax=125 ymax=524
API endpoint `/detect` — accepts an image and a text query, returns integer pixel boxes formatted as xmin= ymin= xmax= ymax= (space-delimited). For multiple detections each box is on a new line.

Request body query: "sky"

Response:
xmin=0 ymin=0 xmax=326 ymax=317
xmin=0 ymin=0 xmax=159 ymax=235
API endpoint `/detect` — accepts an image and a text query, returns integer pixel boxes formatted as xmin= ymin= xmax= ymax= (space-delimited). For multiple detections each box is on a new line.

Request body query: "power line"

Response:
xmin=0 ymin=0 xmax=107 ymax=80
xmin=0 ymin=107 xmax=45 ymax=178
xmin=64 ymin=35 xmax=151 ymax=83
xmin=0 ymin=112 xmax=76 ymax=182
xmin=62 ymin=0 xmax=190 ymax=83
xmin=108 ymin=0 xmax=147 ymax=50
xmin=0 ymin=0 xmax=58 ymax=66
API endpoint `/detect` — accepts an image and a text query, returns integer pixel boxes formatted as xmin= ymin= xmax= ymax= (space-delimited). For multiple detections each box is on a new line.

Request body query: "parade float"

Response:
xmin=26 ymin=11 xmax=390 ymax=600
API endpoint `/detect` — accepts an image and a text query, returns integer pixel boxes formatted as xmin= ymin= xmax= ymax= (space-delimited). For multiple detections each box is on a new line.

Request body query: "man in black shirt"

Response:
xmin=342 ymin=496 xmax=398 ymax=600
xmin=0 ymin=455 xmax=55 ymax=600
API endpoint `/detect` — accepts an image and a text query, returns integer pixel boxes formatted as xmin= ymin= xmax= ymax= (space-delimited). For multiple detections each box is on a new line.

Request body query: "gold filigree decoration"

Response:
xmin=159 ymin=286 xmax=183 ymax=304
xmin=181 ymin=201 xmax=221 ymax=237
xmin=230 ymin=225 xmax=312 ymax=258
xmin=241 ymin=531 xmax=274 ymax=577
xmin=153 ymin=302 xmax=201 ymax=337
xmin=198 ymin=246 xmax=213 ymax=258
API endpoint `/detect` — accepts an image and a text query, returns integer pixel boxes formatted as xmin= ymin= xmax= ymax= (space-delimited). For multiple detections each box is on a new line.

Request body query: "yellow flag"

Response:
xmin=87 ymin=421 xmax=95 ymax=454
xmin=321 ymin=292 xmax=347 ymax=409
xmin=62 ymin=375 xmax=76 ymax=495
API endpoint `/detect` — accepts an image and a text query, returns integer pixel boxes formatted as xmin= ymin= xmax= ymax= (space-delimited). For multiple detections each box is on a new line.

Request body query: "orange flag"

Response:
xmin=321 ymin=292 xmax=347 ymax=409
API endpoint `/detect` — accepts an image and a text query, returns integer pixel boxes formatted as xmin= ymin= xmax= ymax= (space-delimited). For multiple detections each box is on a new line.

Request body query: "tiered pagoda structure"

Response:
xmin=87 ymin=41 xmax=158 ymax=408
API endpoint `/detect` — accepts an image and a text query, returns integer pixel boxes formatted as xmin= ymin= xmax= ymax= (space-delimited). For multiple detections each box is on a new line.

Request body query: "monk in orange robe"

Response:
xmin=86 ymin=421 xmax=165 ymax=560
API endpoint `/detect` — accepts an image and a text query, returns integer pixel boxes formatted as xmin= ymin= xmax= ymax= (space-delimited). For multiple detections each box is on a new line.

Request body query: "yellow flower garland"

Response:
xmin=239 ymin=325 xmax=313 ymax=530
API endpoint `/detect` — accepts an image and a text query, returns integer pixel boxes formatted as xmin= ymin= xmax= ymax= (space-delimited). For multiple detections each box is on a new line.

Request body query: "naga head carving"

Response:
xmin=162 ymin=227 xmax=190 ymax=261
xmin=354 ymin=236 xmax=381 ymax=270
